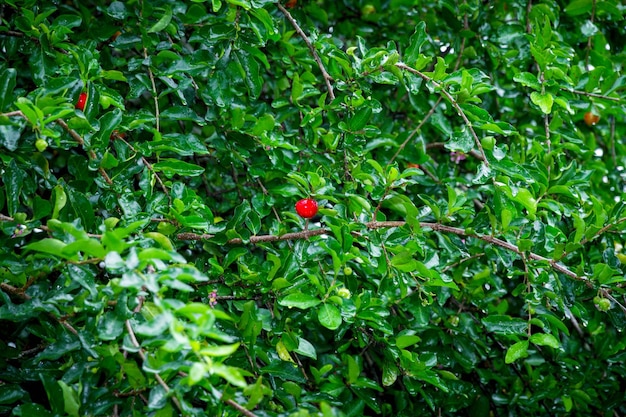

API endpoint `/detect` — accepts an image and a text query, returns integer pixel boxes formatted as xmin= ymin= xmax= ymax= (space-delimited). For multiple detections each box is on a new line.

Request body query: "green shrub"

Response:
xmin=1 ymin=0 xmax=625 ymax=416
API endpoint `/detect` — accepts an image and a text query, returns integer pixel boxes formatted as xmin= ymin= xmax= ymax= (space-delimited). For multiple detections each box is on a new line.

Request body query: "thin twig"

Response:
xmin=425 ymin=141 xmax=484 ymax=161
xmin=388 ymin=97 xmax=441 ymax=167
xmin=525 ymin=0 xmax=533 ymax=34
xmin=276 ymin=3 xmax=335 ymax=101
xmin=224 ymin=398 xmax=259 ymax=417
xmin=0 ymin=110 xmax=24 ymax=117
xmin=55 ymin=118 xmax=114 ymax=185
xmin=394 ymin=62 xmax=488 ymax=164
xmin=0 ymin=282 xmax=79 ymax=335
xmin=177 ymin=227 xmax=328 ymax=244
xmin=256 ymin=178 xmax=283 ymax=224
xmin=562 ymin=88 xmax=621 ymax=102
xmin=143 ymin=47 xmax=161 ymax=132
xmin=0 ymin=111 xmax=113 ymax=184
xmin=580 ymin=216 xmax=626 ymax=246
xmin=113 ymin=132 xmax=170 ymax=201
xmin=125 ymin=319 xmax=183 ymax=412
xmin=584 ymin=0 xmax=596 ymax=70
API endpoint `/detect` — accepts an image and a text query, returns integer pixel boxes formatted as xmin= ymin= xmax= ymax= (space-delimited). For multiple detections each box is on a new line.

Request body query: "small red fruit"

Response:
xmin=583 ymin=111 xmax=599 ymax=126
xmin=76 ymin=92 xmax=87 ymax=111
xmin=295 ymin=198 xmax=318 ymax=219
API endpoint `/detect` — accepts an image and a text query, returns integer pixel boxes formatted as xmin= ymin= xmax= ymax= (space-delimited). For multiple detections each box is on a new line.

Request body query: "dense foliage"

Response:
xmin=1 ymin=0 xmax=626 ymax=415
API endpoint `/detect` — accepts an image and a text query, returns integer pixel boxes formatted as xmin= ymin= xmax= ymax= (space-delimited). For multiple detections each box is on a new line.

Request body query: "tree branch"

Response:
xmin=276 ymin=3 xmax=335 ymax=101
xmin=0 ymin=108 xmax=114 ymax=186
xmin=125 ymin=319 xmax=183 ymax=413
xmin=563 ymin=88 xmax=621 ymax=102
xmin=224 ymin=398 xmax=259 ymax=417
xmin=177 ymin=220 xmax=589 ymax=285
xmin=394 ymin=62 xmax=488 ymax=165
xmin=55 ymin=119 xmax=114 ymax=185
xmin=0 ymin=282 xmax=79 ymax=335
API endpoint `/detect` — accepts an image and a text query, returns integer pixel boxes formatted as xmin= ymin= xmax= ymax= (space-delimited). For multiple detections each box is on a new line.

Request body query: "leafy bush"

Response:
xmin=1 ymin=0 xmax=626 ymax=416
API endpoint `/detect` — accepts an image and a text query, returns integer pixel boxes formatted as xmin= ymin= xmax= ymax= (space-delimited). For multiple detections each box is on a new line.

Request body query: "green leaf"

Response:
xmin=382 ymin=360 xmax=398 ymax=386
xmin=57 ymin=381 xmax=80 ymax=417
xmin=391 ymin=250 xmax=418 ymax=272
xmin=0 ymin=68 xmax=17 ymax=111
xmin=349 ymin=106 xmax=372 ymax=131
xmin=234 ymin=50 xmax=262 ymax=99
xmin=294 ymin=337 xmax=317 ymax=360
xmin=51 ymin=185 xmax=67 ymax=219
xmin=212 ymin=363 xmax=248 ymax=387
xmin=481 ymin=315 xmax=528 ymax=336
xmin=403 ymin=21 xmax=427 ymax=66
xmin=199 ymin=343 xmax=240 ymax=357
xmin=432 ymin=56 xmax=448 ymax=81
xmin=15 ymin=97 xmax=43 ymax=126
xmin=148 ymin=6 xmax=172 ymax=33
xmin=0 ymin=384 xmax=27 ymax=404
xmin=152 ymin=159 xmax=205 ymax=177
xmin=0 ymin=118 xmax=26 ymax=152
xmin=513 ymin=72 xmax=541 ymax=90
xmin=530 ymin=333 xmax=560 ymax=349
xmin=226 ymin=0 xmax=251 ymax=10
xmin=62 ymin=239 xmax=106 ymax=259
xmin=97 ymin=311 xmax=124 ymax=341
xmin=24 ymin=238 xmax=75 ymax=260
xmin=161 ymin=106 xmax=205 ymax=124
xmin=317 ymin=303 xmax=342 ymax=330
xmin=395 ymin=334 xmax=420 ymax=349
xmin=447 ymin=127 xmax=474 ymax=153
xmin=512 ymin=188 xmax=537 ymax=217
xmin=278 ymin=293 xmax=321 ymax=310
xmin=505 ymin=340 xmax=529 ymax=363
xmin=564 ymin=0 xmax=592 ymax=16
xmin=260 ymin=361 xmax=306 ymax=383
xmin=530 ymin=91 xmax=554 ymax=114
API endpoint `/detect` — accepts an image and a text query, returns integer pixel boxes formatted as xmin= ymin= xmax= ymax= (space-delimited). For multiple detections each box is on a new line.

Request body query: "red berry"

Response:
xmin=295 ymin=198 xmax=318 ymax=219
xmin=76 ymin=92 xmax=87 ymax=111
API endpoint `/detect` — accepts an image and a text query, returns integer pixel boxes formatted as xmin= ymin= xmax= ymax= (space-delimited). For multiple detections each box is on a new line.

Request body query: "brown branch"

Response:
xmin=1 ymin=112 xmax=111 ymax=185
xmin=0 ymin=110 xmax=25 ymax=117
xmin=55 ymin=118 xmax=114 ymax=185
xmin=563 ymin=88 xmax=621 ymax=102
xmin=224 ymin=398 xmax=259 ymax=417
xmin=584 ymin=0 xmax=596 ymax=70
xmin=394 ymin=62 xmax=488 ymax=164
xmin=1 ymin=282 xmax=79 ymax=335
xmin=422 ymin=222 xmax=587 ymax=284
xmin=276 ymin=3 xmax=335 ymax=101
xmin=177 ymin=220 xmax=588 ymax=284
xmin=426 ymin=141 xmax=484 ymax=161
xmin=125 ymin=319 xmax=183 ymax=412
xmin=0 ymin=30 xmax=25 ymax=37
xmin=177 ymin=227 xmax=328 ymax=244
xmin=113 ymin=132 xmax=170 ymax=201
xmin=142 ymin=47 xmax=161 ymax=132
xmin=0 ymin=282 xmax=26 ymax=298
xmin=580 ymin=217 xmax=626 ymax=246
xmin=387 ymin=96 xmax=441 ymax=167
